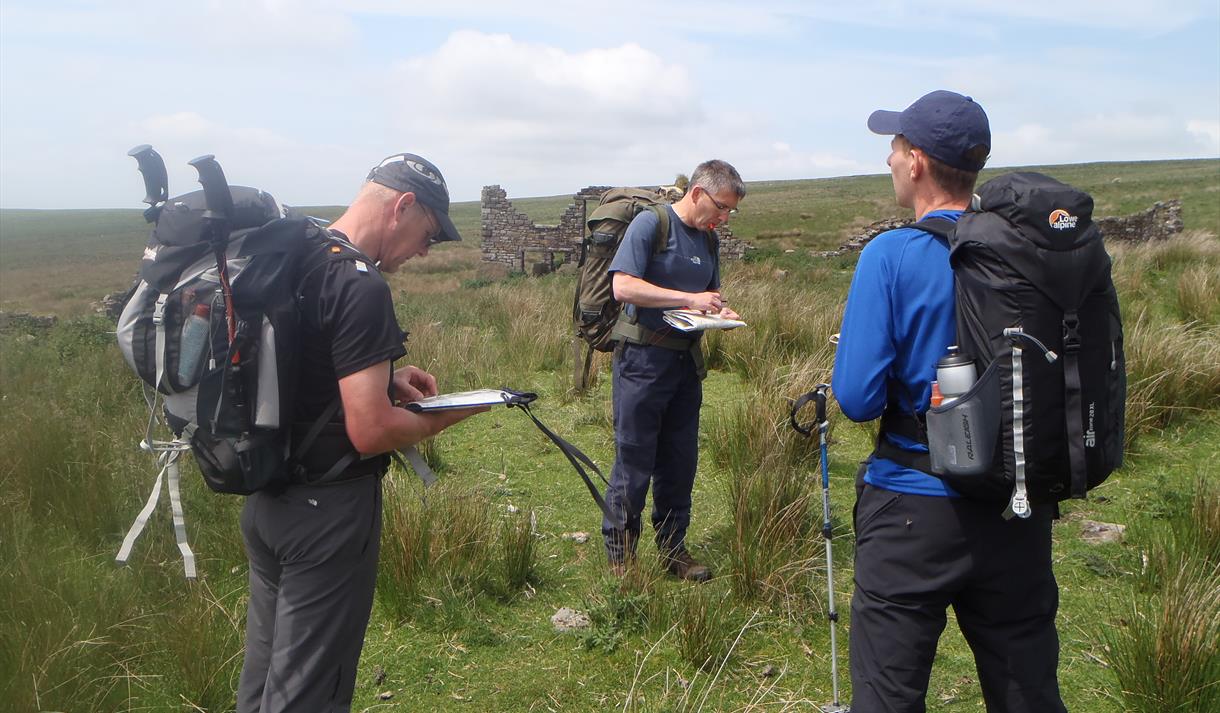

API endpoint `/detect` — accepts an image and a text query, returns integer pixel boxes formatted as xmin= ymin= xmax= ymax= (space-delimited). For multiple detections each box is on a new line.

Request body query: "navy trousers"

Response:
xmin=237 ymin=476 xmax=382 ymax=713
xmin=602 ymin=342 xmax=703 ymax=562
xmin=849 ymin=484 xmax=1067 ymax=713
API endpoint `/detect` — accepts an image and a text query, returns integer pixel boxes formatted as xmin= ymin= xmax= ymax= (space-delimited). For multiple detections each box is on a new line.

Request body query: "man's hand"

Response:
xmin=391 ymin=365 xmax=438 ymax=405
xmin=718 ymin=306 xmax=740 ymax=320
xmin=685 ymin=291 xmax=724 ymax=314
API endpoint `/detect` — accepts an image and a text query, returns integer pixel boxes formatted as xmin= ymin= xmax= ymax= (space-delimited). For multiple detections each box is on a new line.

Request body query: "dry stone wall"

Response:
xmin=819 ymin=199 xmax=1184 ymax=258
xmin=1095 ymin=200 xmax=1183 ymax=242
xmin=481 ymin=185 xmax=751 ymax=273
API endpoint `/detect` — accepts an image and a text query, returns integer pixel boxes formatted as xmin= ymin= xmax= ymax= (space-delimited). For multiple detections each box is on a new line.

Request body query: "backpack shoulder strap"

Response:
xmin=905 ymin=216 xmax=956 ymax=240
xmin=646 ymin=203 xmax=671 ymax=256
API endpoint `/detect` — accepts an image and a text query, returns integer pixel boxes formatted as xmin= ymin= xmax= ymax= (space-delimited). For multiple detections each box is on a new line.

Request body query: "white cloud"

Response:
xmin=1187 ymin=119 xmax=1220 ymax=154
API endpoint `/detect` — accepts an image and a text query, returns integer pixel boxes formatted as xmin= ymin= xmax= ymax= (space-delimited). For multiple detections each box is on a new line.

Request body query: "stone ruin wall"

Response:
xmin=1094 ymin=200 xmax=1183 ymax=242
xmin=481 ymin=185 xmax=751 ymax=273
xmin=819 ymin=199 xmax=1185 ymax=258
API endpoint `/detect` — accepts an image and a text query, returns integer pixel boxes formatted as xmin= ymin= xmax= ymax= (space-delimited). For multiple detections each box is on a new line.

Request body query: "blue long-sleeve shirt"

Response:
xmin=831 ymin=210 xmax=963 ymax=497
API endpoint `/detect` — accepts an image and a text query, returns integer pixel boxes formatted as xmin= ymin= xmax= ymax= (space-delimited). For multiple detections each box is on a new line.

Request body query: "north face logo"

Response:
xmin=1085 ymin=402 xmax=1096 ymax=447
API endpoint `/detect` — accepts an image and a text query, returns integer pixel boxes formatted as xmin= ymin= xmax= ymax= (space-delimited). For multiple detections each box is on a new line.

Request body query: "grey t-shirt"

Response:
xmin=608 ymin=205 xmax=719 ymax=337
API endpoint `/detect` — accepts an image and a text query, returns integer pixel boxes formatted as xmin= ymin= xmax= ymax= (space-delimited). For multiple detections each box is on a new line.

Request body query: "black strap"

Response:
xmin=1061 ymin=311 xmax=1088 ymax=497
xmin=872 ymin=406 xmax=935 ymax=474
xmin=906 ymin=216 xmax=956 ymax=240
xmin=509 ymin=400 xmax=622 ymax=529
xmin=289 ymin=397 xmax=366 ymax=484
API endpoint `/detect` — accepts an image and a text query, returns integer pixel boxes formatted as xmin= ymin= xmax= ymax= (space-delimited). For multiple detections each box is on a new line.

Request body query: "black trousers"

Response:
xmin=849 ymin=484 xmax=1067 ymax=713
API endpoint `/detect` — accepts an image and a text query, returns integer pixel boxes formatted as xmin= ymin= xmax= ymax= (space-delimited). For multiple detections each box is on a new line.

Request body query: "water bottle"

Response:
xmin=177 ymin=303 xmax=211 ymax=384
xmin=936 ymin=346 xmax=976 ymax=404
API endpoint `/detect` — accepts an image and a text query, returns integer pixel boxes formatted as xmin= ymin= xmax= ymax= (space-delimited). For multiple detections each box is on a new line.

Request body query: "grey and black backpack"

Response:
xmin=878 ymin=172 xmax=1127 ymax=518
xmin=114 ymin=147 xmax=372 ymax=576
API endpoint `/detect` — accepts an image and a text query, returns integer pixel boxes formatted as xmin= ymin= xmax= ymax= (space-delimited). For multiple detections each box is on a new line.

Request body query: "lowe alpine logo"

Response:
xmin=1049 ymin=209 xmax=1079 ymax=231
xmin=1085 ymin=402 xmax=1096 ymax=447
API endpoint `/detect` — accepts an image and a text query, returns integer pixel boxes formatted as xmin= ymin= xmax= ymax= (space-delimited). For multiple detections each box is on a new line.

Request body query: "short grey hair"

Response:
xmin=690 ymin=159 xmax=745 ymax=199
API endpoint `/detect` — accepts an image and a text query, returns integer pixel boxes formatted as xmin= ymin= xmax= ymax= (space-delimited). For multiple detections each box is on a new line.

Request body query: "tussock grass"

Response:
xmin=499 ymin=509 xmax=538 ymax=591
xmin=1102 ymin=559 xmax=1220 ymax=713
xmin=1176 ymin=263 xmax=1220 ymax=324
xmin=1123 ymin=312 xmax=1220 ymax=443
xmin=671 ymin=588 xmax=746 ymax=672
xmin=723 ymin=465 xmax=822 ymax=615
xmin=378 ymin=474 xmax=540 ymax=622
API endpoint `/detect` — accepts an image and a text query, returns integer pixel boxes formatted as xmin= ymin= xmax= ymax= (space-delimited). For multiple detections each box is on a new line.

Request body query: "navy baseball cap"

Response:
xmin=867 ymin=90 xmax=991 ymax=172
xmin=367 ymin=153 xmax=462 ymax=242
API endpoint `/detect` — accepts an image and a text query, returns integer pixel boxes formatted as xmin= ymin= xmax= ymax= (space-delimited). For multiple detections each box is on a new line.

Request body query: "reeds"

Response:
xmin=1101 ymin=478 xmax=1220 ymax=712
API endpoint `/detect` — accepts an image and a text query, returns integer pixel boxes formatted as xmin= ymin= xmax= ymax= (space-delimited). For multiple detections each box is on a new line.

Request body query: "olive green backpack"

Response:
xmin=573 ymin=188 xmax=671 ymax=353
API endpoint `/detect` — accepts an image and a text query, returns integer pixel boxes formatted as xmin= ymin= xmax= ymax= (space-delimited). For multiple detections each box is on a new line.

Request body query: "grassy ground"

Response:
xmin=1 ymin=159 xmax=1217 ymax=711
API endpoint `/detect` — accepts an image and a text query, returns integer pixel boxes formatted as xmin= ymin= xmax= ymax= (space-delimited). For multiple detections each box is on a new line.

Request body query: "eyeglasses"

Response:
xmin=699 ymin=186 xmax=738 ymax=216
xmin=422 ymin=205 xmax=443 ymax=245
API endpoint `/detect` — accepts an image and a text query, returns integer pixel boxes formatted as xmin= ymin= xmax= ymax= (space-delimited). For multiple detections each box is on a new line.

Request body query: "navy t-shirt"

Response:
xmin=608 ymin=205 xmax=719 ymax=337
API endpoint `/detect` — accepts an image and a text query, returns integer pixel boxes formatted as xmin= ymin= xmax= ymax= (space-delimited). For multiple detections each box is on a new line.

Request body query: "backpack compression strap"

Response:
xmin=1060 ymin=312 xmax=1088 ymax=498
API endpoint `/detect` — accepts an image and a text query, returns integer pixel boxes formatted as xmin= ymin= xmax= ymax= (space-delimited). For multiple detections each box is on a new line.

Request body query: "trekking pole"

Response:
xmin=128 ymin=144 xmax=168 ymax=223
xmin=790 ymin=383 xmax=850 ymax=713
xmin=187 ymin=155 xmax=250 ymax=436
xmin=187 ymin=154 xmax=238 ymax=357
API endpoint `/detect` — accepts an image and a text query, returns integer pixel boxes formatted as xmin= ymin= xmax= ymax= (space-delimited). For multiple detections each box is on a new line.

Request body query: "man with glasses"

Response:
xmin=602 ymin=159 xmax=744 ymax=581
xmin=237 ymin=153 xmax=486 ymax=712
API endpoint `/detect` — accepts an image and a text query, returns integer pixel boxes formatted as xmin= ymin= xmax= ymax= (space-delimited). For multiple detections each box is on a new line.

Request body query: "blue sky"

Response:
xmin=1 ymin=1 xmax=1217 ymax=209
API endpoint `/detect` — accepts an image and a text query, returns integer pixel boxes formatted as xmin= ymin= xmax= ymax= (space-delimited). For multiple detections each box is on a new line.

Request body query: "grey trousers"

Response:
xmin=236 ymin=476 xmax=382 ymax=713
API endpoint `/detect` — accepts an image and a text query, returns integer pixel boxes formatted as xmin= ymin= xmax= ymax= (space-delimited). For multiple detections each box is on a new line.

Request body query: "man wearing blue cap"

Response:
xmin=237 ymin=153 xmax=485 ymax=712
xmin=832 ymin=92 xmax=1068 ymax=711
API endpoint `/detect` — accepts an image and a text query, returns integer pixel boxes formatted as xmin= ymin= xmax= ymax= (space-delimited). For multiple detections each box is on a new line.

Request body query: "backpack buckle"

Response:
xmin=1062 ymin=315 xmax=1081 ymax=353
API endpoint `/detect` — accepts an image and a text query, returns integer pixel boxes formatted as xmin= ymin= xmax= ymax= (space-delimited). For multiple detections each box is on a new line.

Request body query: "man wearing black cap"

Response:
xmin=832 ymin=92 xmax=1068 ymax=711
xmin=237 ymin=153 xmax=483 ymax=713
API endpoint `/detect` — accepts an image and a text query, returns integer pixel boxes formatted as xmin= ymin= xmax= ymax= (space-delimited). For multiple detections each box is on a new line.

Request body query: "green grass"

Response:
xmin=1 ymin=159 xmax=1218 ymax=711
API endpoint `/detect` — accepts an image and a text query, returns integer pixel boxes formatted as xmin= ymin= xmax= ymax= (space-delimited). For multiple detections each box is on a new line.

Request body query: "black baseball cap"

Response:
xmin=867 ymin=90 xmax=991 ymax=172
xmin=367 ymin=153 xmax=462 ymax=242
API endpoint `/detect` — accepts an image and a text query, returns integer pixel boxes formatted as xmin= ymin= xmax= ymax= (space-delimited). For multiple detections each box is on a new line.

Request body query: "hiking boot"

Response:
xmin=663 ymin=549 xmax=712 ymax=583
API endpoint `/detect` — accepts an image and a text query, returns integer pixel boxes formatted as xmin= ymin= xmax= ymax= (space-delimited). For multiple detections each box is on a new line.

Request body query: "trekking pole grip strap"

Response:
xmin=789 ymin=385 xmax=829 ymax=438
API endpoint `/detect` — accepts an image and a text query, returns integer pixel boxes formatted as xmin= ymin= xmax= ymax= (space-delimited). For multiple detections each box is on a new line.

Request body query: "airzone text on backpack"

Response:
xmin=876 ymin=172 xmax=1126 ymax=519
xmin=114 ymin=147 xmax=366 ymax=578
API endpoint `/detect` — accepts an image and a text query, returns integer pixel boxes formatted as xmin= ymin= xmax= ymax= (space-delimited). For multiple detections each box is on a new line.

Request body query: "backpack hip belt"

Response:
xmin=612 ymin=319 xmax=706 ymax=379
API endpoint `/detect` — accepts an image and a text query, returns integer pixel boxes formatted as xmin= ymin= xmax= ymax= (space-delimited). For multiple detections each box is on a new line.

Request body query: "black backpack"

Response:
xmin=116 ymin=146 xmax=356 ymax=495
xmin=879 ymin=172 xmax=1126 ymax=518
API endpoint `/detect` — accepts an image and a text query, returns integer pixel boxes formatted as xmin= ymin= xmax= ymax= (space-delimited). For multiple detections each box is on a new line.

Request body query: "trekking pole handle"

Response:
xmin=788 ymin=383 xmax=831 ymax=438
xmin=128 ymin=144 xmax=169 ymax=209
xmin=188 ymin=154 xmax=235 ymax=223
xmin=813 ymin=383 xmax=829 ymax=426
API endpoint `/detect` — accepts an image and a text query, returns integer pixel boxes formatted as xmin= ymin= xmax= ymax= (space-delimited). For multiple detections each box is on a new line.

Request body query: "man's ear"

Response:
xmin=909 ymin=149 xmax=926 ymax=181
xmin=394 ymin=191 xmax=418 ymax=215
